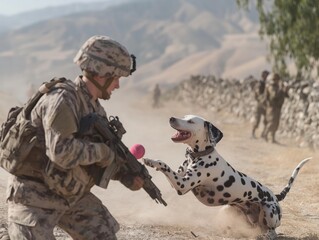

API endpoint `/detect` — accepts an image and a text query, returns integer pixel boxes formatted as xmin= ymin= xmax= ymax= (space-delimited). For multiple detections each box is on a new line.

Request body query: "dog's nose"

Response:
xmin=169 ymin=117 xmax=176 ymax=123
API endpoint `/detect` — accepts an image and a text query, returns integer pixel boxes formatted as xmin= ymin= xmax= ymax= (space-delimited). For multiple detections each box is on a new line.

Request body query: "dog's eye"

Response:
xmin=187 ymin=120 xmax=194 ymax=123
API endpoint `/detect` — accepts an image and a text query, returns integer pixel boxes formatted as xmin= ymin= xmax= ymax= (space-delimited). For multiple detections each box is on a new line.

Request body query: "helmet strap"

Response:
xmin=99 ymin=78 xmax=113 ymax=100
xmin=86 ymin=75 xmax=113 ymax=100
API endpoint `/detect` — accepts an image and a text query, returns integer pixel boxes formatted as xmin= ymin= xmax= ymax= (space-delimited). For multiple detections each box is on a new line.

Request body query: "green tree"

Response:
xmin=237 ymin=0 xmax=319 ymax=79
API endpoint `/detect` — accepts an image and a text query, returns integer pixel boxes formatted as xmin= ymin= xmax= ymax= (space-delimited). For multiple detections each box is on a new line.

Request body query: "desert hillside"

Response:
xmin=0 ymin=0 xmax=272 ymax=102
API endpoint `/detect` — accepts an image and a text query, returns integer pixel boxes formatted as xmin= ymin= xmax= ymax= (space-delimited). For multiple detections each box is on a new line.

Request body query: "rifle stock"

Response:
xmin=80 ymin=113 xmax=167 ymax=206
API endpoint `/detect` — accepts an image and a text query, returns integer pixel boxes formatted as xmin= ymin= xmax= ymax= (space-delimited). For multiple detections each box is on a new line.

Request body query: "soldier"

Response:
xmin=152 ymin=83 xmax=161 ymax=108
xmin=3 ymin=35 xmax=144 ymax=240
xmin=262 ymin=73 xmax=289 ymax=143
xmin=251 ymin=70 xmax=269 ymax=138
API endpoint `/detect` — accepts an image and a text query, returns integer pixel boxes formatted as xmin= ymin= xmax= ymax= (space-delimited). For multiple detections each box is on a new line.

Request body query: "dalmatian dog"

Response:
xmin=143 ymin=115 xmax=310 ymax=239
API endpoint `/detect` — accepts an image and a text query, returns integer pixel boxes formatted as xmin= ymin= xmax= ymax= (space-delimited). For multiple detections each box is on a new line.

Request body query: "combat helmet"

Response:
xmin=261 ymin=70 xmax=269 ymax=80
xmin=74 ymin=35 xmax=136 ymax=99
xmin=74 ymin=35 xmax=136 ymax=77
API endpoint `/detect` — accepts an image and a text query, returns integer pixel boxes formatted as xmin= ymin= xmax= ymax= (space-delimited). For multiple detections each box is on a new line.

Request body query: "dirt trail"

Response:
xmin=0 ymin=89 xmax=318 ymax=239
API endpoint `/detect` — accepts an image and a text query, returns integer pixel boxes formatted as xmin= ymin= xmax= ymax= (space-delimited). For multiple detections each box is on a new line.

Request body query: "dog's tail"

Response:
xmin=276 ymin=157 xmax=311 ymax=201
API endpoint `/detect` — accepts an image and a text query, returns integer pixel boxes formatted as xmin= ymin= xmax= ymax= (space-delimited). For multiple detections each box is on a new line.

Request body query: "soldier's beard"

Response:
xmin=101 ymin=89 xmax=110 ymax=100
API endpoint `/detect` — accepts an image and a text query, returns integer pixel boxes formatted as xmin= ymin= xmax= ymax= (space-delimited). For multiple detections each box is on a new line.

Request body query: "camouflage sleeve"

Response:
xmin=41 ymin=89 xmax=114 ymax=169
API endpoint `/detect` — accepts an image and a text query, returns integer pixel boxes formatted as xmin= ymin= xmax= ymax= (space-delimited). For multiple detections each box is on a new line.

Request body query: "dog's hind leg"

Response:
xmin=246 ymin=203 xmax=261 ymax=226
xmin=257 ymin=204 xmax=281 ymax=239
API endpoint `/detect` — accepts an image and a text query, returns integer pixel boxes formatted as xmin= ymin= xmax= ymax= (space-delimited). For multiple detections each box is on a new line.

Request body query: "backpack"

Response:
xmin=0 ymin=77 xmax=67 ymax=175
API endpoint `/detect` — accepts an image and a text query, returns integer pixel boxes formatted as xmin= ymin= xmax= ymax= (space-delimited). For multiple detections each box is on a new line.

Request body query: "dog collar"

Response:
xmin=186 ymin=147 xmax=214 ymax=160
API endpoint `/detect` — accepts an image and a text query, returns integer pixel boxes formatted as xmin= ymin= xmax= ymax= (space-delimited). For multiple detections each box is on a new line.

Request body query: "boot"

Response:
xmin=252 ymin=128 xmax=257 ymax=139
xmin=271 ymin=133 xmax=278 ymax=144
xmin=262 ymin=132 xmax=268 ymax=142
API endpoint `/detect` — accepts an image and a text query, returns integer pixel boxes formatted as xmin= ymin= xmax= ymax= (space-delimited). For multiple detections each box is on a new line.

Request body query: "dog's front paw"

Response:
xmin=143 ymin=158 xmax=158 ymax=168
xmin=143 ymin=158 xmax=163 ymax=170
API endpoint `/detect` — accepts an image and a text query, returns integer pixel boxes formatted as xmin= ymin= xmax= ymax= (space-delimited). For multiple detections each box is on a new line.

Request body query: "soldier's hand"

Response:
xmin=130 ymin=176 xmax=144 ymax=191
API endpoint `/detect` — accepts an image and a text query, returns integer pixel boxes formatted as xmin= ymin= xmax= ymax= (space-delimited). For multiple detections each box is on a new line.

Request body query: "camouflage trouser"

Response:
xmin=7 ymin=192 xmax=119 ymax=240
xmin=252 ymin=105 xmax=266 ymax=130
xmin=263 ymin=107 xmax=282 ymax=141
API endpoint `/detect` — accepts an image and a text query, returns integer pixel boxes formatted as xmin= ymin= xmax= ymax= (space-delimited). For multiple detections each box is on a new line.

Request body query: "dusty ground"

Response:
xmin=0 ymin=89 xmax=318 ymax=239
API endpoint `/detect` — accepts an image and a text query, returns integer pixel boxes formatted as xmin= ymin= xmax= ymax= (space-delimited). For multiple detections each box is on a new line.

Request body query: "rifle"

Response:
xmin=78 ymin=113 xmax=167 ymax=206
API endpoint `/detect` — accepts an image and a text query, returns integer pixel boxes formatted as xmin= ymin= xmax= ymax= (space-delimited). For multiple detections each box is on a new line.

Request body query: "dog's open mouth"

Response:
xmin=171 ymin=129 xmax=191 ymax=142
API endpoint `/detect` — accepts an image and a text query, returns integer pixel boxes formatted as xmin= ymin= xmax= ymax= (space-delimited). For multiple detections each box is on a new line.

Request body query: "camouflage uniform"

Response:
xmin=262 ymin=74 xmax=289 ymax=143
xmin=5 ymin=36 xmax=137 ymax=239
xmin=252 ymin=70 xmax=269 ymax=138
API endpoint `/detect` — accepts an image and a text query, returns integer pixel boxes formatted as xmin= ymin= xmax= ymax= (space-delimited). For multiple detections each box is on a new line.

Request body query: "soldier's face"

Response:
xmin=92 ymin=75 xmax=120 ymax=100
xmin=106 ymin=76 xmax=121 ymax=97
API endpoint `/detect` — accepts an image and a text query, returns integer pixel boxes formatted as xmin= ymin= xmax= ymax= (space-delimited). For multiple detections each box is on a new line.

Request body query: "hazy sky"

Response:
xmin=0 ymin=0 xmax=111 ymax=15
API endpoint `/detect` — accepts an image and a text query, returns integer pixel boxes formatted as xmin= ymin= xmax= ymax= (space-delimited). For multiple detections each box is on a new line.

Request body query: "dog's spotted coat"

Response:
xmin=143 ymin=115 xmax=310 ymax=239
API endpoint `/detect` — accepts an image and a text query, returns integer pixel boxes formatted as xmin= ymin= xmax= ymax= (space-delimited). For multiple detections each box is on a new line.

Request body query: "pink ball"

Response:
xmin=130 ymin=144 xmax=145 ymax=159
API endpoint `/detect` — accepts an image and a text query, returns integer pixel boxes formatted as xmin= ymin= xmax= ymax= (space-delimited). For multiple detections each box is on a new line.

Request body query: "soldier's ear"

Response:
xmin=204 ymin=121 xmax=223 ymax=146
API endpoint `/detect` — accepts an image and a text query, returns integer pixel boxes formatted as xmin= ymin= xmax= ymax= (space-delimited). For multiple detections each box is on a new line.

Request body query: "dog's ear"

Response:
xmin=204 ymin=121 xmax=223 ymax=145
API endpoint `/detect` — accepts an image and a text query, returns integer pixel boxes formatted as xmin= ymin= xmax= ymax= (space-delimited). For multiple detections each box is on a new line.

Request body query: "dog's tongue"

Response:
xmin=171 ymin=130 xmax=191 ymax=142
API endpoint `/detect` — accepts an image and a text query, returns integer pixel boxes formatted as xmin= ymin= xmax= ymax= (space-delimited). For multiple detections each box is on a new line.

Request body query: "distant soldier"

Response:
xmin=251 ymin=70 xmax=269 ymax=138
xmin=262 ymin=73 xmax=289 ymax=143
xmin=152 ymin=83 xmax=161 ymax=108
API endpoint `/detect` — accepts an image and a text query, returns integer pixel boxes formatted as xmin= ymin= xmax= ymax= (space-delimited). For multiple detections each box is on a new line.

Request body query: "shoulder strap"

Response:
xmin=57 ymin=78 xmax=90 ymax=115
xmin=75 ymin=87 xmax=90 ymax=114
xmin=23 ymin=77 xmax=67 ymax=119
